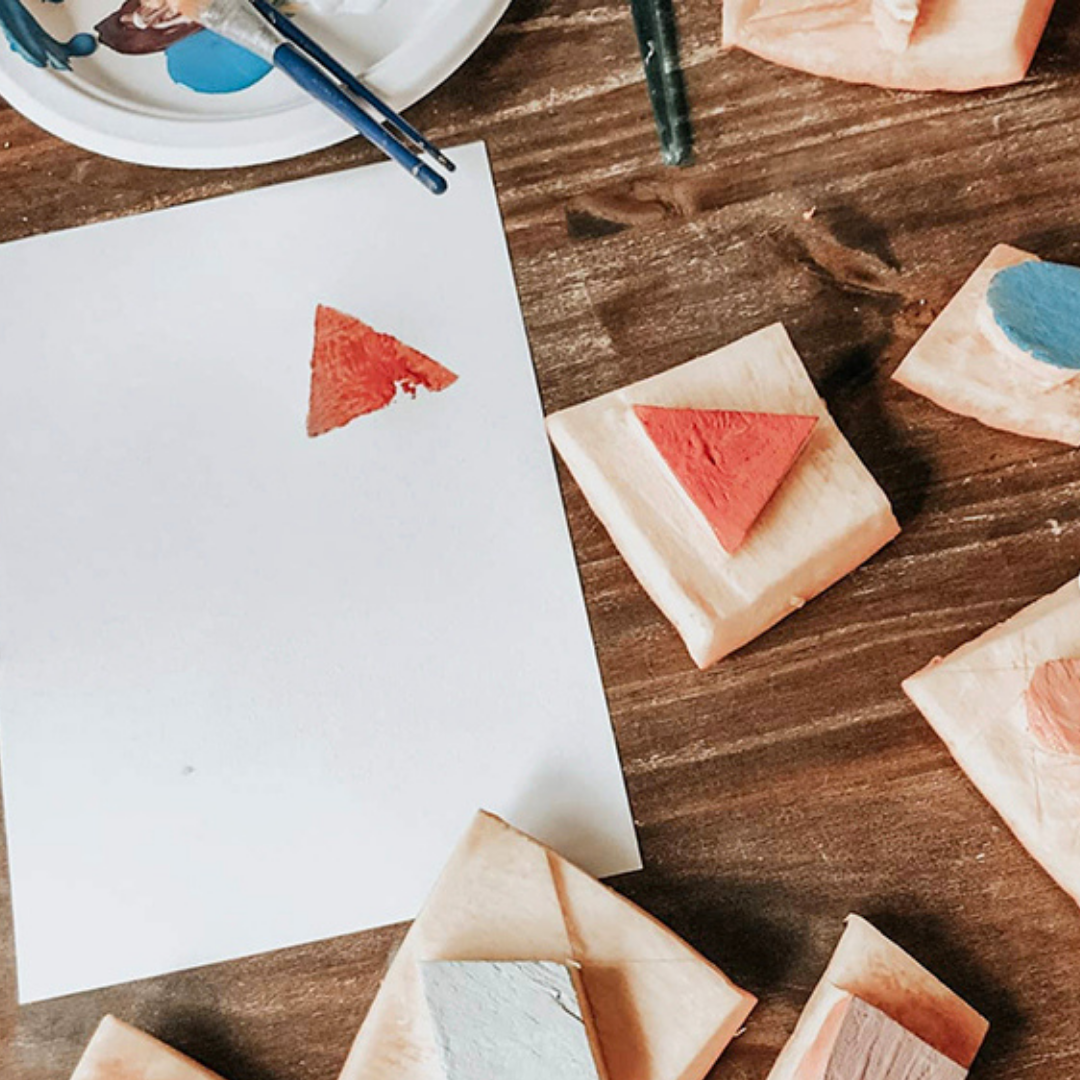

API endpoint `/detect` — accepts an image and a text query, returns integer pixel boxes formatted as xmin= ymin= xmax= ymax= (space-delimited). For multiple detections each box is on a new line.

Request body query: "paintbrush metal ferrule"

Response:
xmin=192 ymin=0 xmax=280 ymax=61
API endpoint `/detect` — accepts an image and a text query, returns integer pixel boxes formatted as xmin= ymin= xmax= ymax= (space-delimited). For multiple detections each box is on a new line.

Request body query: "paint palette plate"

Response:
xmin=0 ymin=0 xmax=509 ymax=167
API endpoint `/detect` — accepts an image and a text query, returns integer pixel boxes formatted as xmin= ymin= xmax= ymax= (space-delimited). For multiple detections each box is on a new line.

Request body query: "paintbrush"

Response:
xmin=249 ymin=0 xmax=455 ymax=175
xmin=174 ymin=0 xmax=449 ymax=194
xmin=629 ymin=0 xmax=692 ymax=166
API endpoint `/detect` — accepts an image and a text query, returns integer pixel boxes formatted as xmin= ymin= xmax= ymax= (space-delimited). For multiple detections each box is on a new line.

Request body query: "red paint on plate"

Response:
xmin=1026 ymin=658 xmax=1080 ymax=756
xmin=633 ymin=406 xmax=817 ymax=554
xmin=307 ymin=305 xmax=457 ymax=437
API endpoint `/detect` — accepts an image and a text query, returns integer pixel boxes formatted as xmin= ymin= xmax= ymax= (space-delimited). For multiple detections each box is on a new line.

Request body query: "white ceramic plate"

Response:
xmin=0 ymin=0 xmax=509 ymax=167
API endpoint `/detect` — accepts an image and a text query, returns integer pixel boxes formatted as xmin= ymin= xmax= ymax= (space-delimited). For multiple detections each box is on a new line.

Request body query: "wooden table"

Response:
xmin=2 ymin=2 xmax=1080 ymax=1077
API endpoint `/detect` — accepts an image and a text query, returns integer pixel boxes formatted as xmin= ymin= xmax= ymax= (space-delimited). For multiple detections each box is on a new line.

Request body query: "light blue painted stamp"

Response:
xmin=986 ymin=261 xmax=1080 ymax=373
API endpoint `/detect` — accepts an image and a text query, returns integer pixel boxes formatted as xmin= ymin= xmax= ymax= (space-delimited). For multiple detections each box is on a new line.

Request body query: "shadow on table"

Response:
xmin=618 ymin=864 xmax=1028 ymax=1074
xmin=155 ymin=1011 xmax=283 ymax=1080
xmin=1015 ymin=222 xmax=1080 ymax=268
xmin=1032 ymin=1 xmax=1080 ymax=79
xmin=615 ymin=868 xmax=807 ymax=996
xmin=776 ymin=206 xmax=936 ymax=527
xmin=818 ymin=331 xmax=935 ymax=527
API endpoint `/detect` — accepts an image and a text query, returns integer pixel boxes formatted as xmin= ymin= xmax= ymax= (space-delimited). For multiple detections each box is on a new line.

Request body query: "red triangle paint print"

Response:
xmin=307 ymin=305 xmax=458 ymax=437
xmin=633 ymin=406 xmax=818 ymax=554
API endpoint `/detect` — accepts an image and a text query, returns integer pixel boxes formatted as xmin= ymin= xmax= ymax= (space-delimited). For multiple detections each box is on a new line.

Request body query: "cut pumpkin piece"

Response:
xmin=71 ymin=1016 xmax=229 ymax=1080
xmin=892 ymin=246 xmax=1080 ymax=445
xmin=546 ymin=324 xmax=899 ymax=668
xmin=633 ymin=406 xmax=817 ymax=554
xmin=903 ymin=573 xmax=1080 ymax=907
xmin=722 ymin=0 xmax=1057 ymax=92
xmin=767 ymin=916 xmax=988 ymax=1080
xmin=307 ymin=305 xmax=457 ymax=437
xmin=339 ymin=811 xmax=756 ymax=1080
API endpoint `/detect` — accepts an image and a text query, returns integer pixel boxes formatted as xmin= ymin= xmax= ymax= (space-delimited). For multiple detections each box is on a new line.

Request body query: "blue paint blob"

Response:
xmin=165 ymin=29 xmax=270 ymax=94
xmin=0 ymin=0 xmax=95 ymax=69
xmin=987 ymin=261 xmax=1080 ymax=372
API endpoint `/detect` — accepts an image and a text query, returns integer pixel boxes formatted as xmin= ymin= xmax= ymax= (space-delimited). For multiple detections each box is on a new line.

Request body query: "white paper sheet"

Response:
xmin=0 ymin=143 xmax=639 ymax=1004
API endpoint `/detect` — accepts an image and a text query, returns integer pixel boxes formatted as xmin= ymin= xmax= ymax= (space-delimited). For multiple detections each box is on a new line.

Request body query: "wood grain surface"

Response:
xmin=2 ymin=1 xmax=1080 ymax=1078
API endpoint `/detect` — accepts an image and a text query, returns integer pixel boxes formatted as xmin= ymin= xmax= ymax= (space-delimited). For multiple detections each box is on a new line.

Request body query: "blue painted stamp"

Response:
xmin=987 ymin=261 xmax=1080 ymax=373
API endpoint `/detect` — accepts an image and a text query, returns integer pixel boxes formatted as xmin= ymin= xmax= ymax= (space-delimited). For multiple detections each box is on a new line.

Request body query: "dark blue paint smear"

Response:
xmin=0 ymin=0 xmax=95 ymax=70
xmin=988 ymin=261 xmax=1080 ymax=372
xmin=165 ymin=29 xmax=270 ymax=94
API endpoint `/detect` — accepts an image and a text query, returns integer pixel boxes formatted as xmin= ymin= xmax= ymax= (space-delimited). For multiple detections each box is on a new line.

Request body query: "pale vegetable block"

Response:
xmin=903 ymin=574 xmax=1080 ymax=907
xmin=893 ymin=245 xmax=1080 ymax=445
xmin=420 ymin=961 xmax=609 ymax=1080
xmin=723 ymin=0 xmax=1056 ymax=92
xmin=71 ymin=1016 xmax=228 ymax=1080
xmin=339 ymin=811 xmax=756 ymax=1080
xmin=545 ymin=324 xmax=899 ymax=669
xmin=767 ymin=916 xmax=988 ymax=1080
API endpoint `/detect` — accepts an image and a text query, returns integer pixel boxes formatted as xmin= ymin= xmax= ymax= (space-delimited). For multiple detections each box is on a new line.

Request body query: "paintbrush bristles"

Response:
xmin=174 ymin=0 xmax=281 ymax=60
